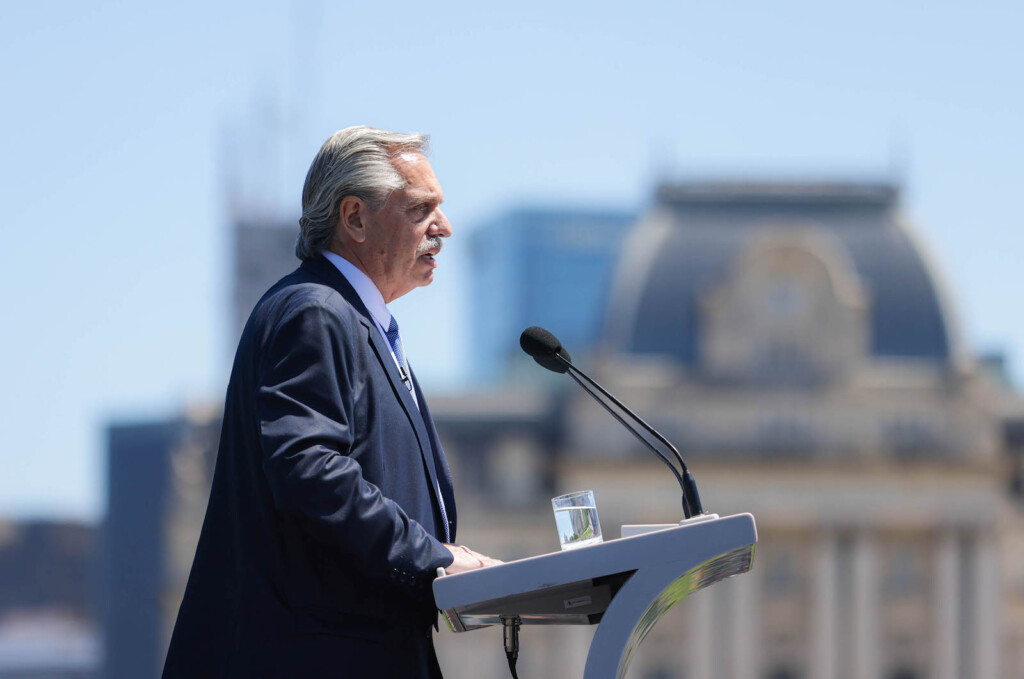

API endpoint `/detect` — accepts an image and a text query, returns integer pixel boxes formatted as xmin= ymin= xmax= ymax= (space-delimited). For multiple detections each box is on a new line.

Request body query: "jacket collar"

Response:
xmin=300 ymin=255 xmax=375 ymax=322
xmin=319 ymin=250 xmax=392 ymax=332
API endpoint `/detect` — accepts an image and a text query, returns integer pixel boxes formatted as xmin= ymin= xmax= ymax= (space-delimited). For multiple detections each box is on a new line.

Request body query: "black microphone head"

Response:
xmin=520 ymin=326 xmax=572 ymax=374
xmin=520 ymin=326 xmax=561 ymax=359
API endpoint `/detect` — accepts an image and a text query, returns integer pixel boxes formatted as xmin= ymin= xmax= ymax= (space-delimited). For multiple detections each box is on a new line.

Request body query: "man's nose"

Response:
xmin=432 ymin=209 xmax=452 ymax=238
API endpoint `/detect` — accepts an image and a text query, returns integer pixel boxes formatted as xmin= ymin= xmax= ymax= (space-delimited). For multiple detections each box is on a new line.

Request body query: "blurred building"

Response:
xmin=101 ymin=410 xmax=218 ymax=679
xmin=101 ymin=181 xmax=1024 ymax=679
xmin=0 ymin=520 xmax=98 ymax=679
xmin=468 ymin=208 xmax=635 ymax=382
xmin=231 ymin=218 xmax=301 ymax=345
xmin=431 ymin=181 xmax=1024 ymax=679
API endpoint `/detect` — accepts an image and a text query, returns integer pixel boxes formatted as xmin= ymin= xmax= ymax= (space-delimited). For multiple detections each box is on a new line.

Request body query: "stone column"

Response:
xmin=810 ymin=531 xmax=838 ymax=679
xmin=689 ymin=587 xmax=715 ymax=679
xmin=851 ymin=530 xmax=879 ymax=679
xmin=932 ymin=530 xmax=959 ymax=679
xmin=728 ymin=565 xmax=759 ymax=679
xmin=970 ymin=533 xmax=999 ymax=679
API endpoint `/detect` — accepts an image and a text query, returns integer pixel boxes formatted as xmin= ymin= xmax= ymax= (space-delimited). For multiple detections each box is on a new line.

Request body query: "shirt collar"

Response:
xmin=321 ymin=250 xmax=391 ymax=330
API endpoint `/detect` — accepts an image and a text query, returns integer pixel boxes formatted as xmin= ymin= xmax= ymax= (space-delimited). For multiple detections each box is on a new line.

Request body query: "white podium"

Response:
xmin=433 ymin=512 xmax=757 ymax=679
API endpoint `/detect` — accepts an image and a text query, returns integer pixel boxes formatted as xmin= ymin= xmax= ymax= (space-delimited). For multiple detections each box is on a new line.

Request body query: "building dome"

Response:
xmin=604 ymin=181 xmax=964 ymax=380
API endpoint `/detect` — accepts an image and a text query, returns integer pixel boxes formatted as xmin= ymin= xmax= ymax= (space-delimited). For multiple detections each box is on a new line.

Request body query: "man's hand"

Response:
xmin=443 ymin=544 xmax=503 ymax=574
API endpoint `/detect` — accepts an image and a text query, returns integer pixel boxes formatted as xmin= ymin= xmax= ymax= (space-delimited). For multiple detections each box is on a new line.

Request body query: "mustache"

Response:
xmin=417 ymin=236 xmax=444 ymax=255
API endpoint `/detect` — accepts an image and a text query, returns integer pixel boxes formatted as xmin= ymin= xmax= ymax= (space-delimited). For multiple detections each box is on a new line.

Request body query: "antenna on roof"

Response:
xmin=887 ymin=121 xmax=911 ymax=191
xmin=287 ymin=0 xmax=323 ymax=182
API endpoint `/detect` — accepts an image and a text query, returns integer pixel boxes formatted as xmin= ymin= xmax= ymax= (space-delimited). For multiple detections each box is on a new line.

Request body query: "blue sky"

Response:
xmin=1 ymin=0 xmax=1021 ymax=520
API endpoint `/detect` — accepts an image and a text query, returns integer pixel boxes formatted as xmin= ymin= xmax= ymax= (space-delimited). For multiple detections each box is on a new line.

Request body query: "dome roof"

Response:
xmin=604 ymin=182 xmax=962 ymax=367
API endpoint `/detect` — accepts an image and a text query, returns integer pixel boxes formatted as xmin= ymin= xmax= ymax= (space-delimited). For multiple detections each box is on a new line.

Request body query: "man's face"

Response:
xmin=362 ymin=152 xmax=451 ymax=303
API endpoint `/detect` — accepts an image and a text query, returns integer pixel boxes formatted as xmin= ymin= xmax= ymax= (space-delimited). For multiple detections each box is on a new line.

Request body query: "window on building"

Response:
xmin=883 ymin=546 xmax=922 ymax=596
xmin=883 ymin=415 xmax=943 ymax=459
xmin=765 ymin=667 xmax=799 ymax=679
xmin=490 ymin=436 xmax=542 ymax=507
xmin=756 ymin=416 xmax=817 ymax=456
xmin=763 ymin=547 xmax=801 ymax=595
xmin=888 ymin=668 xmax=918 ymax=679
xmin=643 ymin=666 xmax=676 ymax=679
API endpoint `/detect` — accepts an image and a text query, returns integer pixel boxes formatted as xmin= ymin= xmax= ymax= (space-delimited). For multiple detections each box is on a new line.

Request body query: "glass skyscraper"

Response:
xmin=468 ymin=208 xmax=636 ymax=383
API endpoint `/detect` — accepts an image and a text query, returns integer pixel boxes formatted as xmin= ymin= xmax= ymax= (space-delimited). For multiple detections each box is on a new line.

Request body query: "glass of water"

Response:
xmin=552 ymin=490 xmax=603 ymax=550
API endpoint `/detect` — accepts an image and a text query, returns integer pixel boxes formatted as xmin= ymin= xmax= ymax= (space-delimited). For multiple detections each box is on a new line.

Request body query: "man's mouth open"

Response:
xmin=418 ymin=237 xmax=444 ymax=266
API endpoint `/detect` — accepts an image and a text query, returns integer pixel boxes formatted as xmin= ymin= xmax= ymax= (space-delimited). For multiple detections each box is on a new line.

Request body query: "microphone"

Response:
xmin=520 ymin=326 xmax=572 ymax=374
xmin=519 ymin=326 xmax=705 ymax=519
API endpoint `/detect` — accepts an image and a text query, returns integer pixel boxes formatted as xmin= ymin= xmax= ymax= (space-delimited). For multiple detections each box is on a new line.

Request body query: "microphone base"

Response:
xmin=621 ymin=514 xmax=720 ymax=539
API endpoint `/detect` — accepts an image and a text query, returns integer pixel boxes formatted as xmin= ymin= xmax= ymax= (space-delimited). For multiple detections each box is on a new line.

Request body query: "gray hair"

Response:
xmin=296 ymin=126 xmax=429 ymax=260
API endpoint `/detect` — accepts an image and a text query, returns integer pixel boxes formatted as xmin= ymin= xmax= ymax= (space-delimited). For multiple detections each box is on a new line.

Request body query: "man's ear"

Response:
xmin=337 ymin=196 xmax=369 ymax=244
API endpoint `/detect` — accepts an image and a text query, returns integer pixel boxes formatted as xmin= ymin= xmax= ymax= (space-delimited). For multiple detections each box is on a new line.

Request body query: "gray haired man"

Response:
xmin=163 ymin=126 xmax=499 ymax=679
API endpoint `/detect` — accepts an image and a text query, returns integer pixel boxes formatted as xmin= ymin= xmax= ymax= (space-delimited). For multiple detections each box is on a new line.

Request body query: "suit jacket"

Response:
xmin=162 ymin=256 xmax=457 ymax=678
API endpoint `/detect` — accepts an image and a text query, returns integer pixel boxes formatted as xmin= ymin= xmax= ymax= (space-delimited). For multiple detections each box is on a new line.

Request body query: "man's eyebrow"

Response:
xmin=406 ymin=190 xmax=443 ymax=205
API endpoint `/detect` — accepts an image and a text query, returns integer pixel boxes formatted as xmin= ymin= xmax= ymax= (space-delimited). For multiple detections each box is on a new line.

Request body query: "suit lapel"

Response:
xmin=413 ymin=373 xmax=457 ymax=540
xmin=301 ymin=256 xmax=448 ymax=534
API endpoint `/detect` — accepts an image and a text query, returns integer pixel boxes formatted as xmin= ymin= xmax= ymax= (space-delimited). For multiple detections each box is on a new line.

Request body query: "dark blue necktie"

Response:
xmin=384 ymin=314 xmax=450 ymax=542
xmin=384 ymin=316 xmax=412 ymax=391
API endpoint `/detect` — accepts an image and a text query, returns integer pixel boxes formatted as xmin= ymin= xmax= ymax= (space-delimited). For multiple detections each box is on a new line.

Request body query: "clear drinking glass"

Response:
xmin=551 ymin=490 xmax=603 ymax=550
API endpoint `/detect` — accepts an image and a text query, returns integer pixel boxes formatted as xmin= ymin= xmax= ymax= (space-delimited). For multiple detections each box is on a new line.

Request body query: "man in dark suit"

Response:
xmin=163 ymin=126 xmax=499 ymax=679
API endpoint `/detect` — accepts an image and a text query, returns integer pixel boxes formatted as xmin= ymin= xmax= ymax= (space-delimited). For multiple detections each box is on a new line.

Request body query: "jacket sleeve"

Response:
xmin=256 ymin=300 xmax=453 ymax=594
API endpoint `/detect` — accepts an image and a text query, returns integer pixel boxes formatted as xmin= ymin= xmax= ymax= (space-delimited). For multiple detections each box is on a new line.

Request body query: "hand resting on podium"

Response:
xmin=444 ymin=543 xmax=503 ymax=574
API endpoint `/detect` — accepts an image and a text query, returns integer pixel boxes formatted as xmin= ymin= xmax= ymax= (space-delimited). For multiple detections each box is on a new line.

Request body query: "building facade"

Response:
xmin=431 ymin=182 xmax=1024 ymax=679
xmin=0 ymin=520 xmax=98 ymax=679
xmin=102 ymin=410 xmax=219 ymax=679
xmin=231 ymin=218 xmax=301 ymax=345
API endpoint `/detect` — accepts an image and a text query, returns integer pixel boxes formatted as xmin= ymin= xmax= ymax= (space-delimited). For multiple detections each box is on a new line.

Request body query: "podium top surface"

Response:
xmin=433 ymin=512 xmax=756 ymax=612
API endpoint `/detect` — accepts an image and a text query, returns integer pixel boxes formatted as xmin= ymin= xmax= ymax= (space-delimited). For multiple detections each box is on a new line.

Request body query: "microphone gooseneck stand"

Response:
xmin=555 ymin=353 xmax=704 ymax=519
xmin=499 ymin=326 xmax=711 ymax=678
xmin=519 ymin=325 xmax=705 ymax=519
